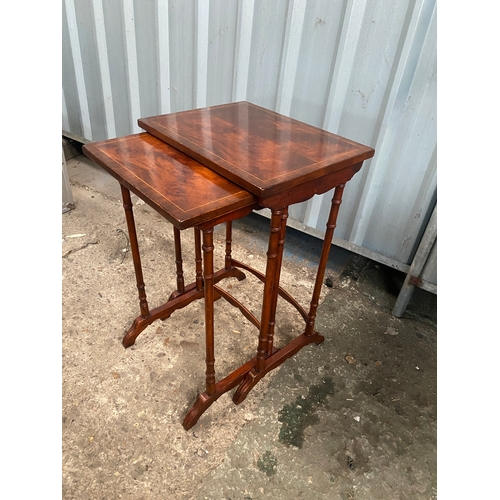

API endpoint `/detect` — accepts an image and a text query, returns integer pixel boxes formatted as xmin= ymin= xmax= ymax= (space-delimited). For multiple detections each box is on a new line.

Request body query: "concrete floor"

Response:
xmin=62 ymin=141 xmax=437 ymax=499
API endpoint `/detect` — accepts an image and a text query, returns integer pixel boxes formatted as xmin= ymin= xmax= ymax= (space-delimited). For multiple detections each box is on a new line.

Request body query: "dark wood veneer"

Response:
xmin=138 ymin=101 xmax=374 ymax=200
xmin=82 ymin=133 xmax=257 ymax=229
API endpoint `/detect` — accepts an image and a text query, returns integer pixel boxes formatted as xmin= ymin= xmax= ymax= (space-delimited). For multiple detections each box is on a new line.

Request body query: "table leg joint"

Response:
xmin=233 ymin=331 xmax=324 ymax=405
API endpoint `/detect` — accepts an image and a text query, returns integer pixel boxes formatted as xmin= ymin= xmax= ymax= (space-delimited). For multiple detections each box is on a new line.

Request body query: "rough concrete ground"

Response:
xmin=62 ymin=146 xmax=437 ymax=499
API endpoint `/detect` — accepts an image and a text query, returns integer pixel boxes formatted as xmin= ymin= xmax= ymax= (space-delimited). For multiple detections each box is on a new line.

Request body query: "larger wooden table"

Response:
xmin=83 ymin=102 xmax=374 ymax=430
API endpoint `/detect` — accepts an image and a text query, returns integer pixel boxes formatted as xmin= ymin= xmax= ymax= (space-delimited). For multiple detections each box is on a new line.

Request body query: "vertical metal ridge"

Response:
xmin=232 ymin=0 xmax=254 ymax=101
xmin=319 ymin=0 xmax=350 ymax=127
xmin=62 ymin=86 xmax=70 ymax=133
xmin=92 ymin=0 xmax=116 ymax=138
xmin=349 ymin=0 xmax=436 ymax=246
xmin=343 ymin=0 xmax=417 ymax=240
xmin=398 ymin=144 xmax=436 ymax=263
xmin=123 ymin=0 xmax=141 ymax=133
xmin=196 ymin=0 xmax=210 ymax=108
xmin=322 ymin=0 xmax=368 ymax=134
xmin=303 ymin=0 xmax=368 ymax=231
xmin=276 ymin=0 xmax=307 ymax=115
xmin=157 ymin=0 xmax=171 ymax=114
xmin=64 ymin=0 xmax=92 ymax=140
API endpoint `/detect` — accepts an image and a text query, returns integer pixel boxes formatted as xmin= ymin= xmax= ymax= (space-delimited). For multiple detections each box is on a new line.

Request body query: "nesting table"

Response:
xmin=83 ymin=102 xmax=374 ymax=430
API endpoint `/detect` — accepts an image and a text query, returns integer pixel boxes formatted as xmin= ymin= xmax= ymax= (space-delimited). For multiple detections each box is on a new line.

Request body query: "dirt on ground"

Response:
xmin=62 ymin=172 xmax=436 ymax=499
xmin=196 ymin=260 xmax=437 ymax=499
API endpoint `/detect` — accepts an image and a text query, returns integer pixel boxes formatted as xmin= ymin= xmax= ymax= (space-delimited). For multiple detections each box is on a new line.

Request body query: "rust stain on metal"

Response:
xmin=409 ymin=275 xmax=422 ymax=287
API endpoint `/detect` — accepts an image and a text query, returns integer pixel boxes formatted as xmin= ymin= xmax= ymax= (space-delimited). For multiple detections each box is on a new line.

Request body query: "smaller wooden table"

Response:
xmin=83 ymin=103 xmax=374 ymax=430
xmin=83 ymin=131 xmax=257 ymax=338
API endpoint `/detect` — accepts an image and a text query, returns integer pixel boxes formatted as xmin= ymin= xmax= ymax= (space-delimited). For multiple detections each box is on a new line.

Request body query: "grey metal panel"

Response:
xmin=100 ymin=0 xmax=132 ymax=137
xmin=168 ymin=0 xmax=196 ymax=112
xmin=134 ymin=0 xmax=160 ymax=119
xmin=362 ymin=2 xmax=436 ymax=263
xmin=289 ymin=0 xmax=346 ymax=128
xmin=206 ymin=0 xmax=239 ymax=107
xmin=62 ymin=149 xmax=75 ymax=213
xmin=288 ymin=201 xmax=307 ymax=226
xmin=246 ymin=0 xmax=289 ymax=111
xmin=62 ymin=0 xmax=437 ymax=272
xmin=62 ymin=1 xmax=83 ymax=139
xmin=305 ymin=0 xmax=417 ymax=241
xmin=74 ymin=0 xmax=107 ymax=141
xmin=392 ymin=203 xmax=436 ymax=317
xmin=421 ymin=239 xmax=437 ymax=286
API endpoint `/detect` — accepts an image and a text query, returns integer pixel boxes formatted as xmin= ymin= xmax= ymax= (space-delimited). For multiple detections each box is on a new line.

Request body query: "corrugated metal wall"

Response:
xmin=62 ymin=0 xmax=437 ymax=274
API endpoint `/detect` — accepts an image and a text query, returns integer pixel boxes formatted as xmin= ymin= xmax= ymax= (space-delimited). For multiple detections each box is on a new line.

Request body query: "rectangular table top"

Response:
xmin=139 ymin=101 xmax=375 ymax=199
xmin=82 ymin=133 xmax=256 ymax=229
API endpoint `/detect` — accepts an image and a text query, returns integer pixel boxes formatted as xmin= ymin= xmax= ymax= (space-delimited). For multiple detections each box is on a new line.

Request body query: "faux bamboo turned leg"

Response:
xmin=173 ymin=227 xmax=185 ymax=294
xmin=232 ymin=208 xmax=287 ymax=404
xmin=223 ymin=220 xmax=246 ymax=281
xmin=256 ymin=208 xmax=286 ymax=371
xmin=305 ymin=184 xmax=345 ymax=336
xmin=266 ymin=207 xmax=288 ymax=356
xmin=202 ymin=228 xmax=216 ymax=396
xmin=194 ymin=228 xmax=203 ymax=291
xmin=225 ymin=221 xmax=232 ymax=271
xmin=120 ymin=185 xmax=150 ymax=318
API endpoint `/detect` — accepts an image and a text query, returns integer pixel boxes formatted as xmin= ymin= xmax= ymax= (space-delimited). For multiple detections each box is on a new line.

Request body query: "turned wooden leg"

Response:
xmin=194 ymin=228 xmax=203 ymax=291
xmin=232 ymin=207 xmax=287 ymax=404
xmin=173 ymin=226 xmax=185 ymax=294
xmin=256 ymin=207 xmax=287 ymax=371
xmin=266 ymin=207 xmax=288 ymax=355
xmin=305 ymin=184 xmax=345 ymax=336
xmin=225 ymin=221 xmax=233 ymax=271
xmin=202 ymin=227 xmax=216 ymax=396
xmin=120 ymin=185 xmax=149 ymax=318
xmin=223 ymin=220 xmax=246 ymax=281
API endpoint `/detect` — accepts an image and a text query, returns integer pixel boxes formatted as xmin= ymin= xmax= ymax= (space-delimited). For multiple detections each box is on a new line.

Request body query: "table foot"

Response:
xmin=232 ymin=331 xmax=324 ymax=405
xmin=183 ymin=393 xmax=214 ymax=430
xmin=229 ymin=266 xmax=246 ymax=282
xmin=122 ymin=266 xmax=246 ymax=348
xmin=122 ymin=286 xmax=205 ymax=348
xmin=182 ymin=355 xmax=260 ymax=430
xmin=122 ymin=316 xmax=150 ymax=349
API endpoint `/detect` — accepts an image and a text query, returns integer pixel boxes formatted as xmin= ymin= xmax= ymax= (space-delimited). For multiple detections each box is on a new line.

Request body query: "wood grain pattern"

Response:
xmin=138 ymin=101 xmax=375 ymax=199
xmin=82 ymin=133 xmax=257 ymax=229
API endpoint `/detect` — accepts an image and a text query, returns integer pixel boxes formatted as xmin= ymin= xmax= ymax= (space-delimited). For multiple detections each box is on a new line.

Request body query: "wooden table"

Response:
xmin=83 ymin=102 xmax=374 ymax=430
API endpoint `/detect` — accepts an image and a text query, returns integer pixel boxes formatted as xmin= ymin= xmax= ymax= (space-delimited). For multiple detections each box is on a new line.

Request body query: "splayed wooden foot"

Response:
xmin=232 ymin=332 xmax=324 ymax=405
xmin=182 ymin=355 xmax=259 ymax=430
xmin=122 ymin=266 xmax=246 ymax=348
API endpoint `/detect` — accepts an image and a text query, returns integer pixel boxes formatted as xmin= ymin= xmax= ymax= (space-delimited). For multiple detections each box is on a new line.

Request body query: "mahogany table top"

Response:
xmin=138 ymin=101 xmax=375 ymax=199
xmin=82 ymin=133 xmax=256 ymax=229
